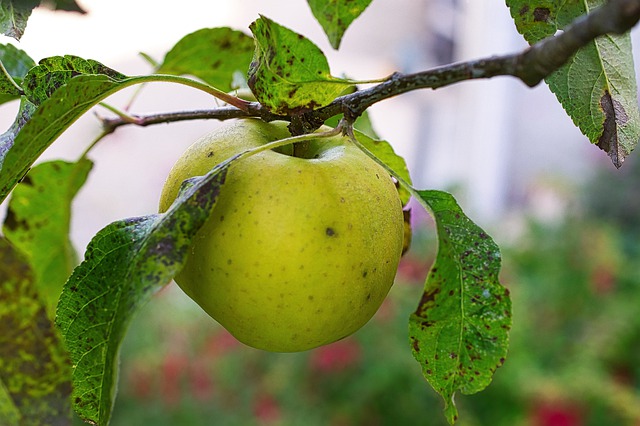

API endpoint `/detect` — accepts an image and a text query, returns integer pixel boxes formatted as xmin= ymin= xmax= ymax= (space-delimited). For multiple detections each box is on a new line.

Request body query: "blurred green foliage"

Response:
xmin=111 ymin=167 xmax=640 ymax=425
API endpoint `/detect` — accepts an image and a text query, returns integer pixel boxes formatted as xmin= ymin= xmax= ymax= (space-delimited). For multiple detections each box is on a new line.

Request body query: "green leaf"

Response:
xmin=353 ymin=128 xmax=412 ymax=206
xmin=0 ymin=237 xmax=72 ymax=425
xmin=0 ymin=44 xmax=35 ymax=81
xmin=0 ymin=73 xmax=145 ymax=204
xmin=157 ymin=27 xmax=255 ymax=92
xmin=307 ymin=0 xmax=373 ymax=49
xmin=248 ymin=15 xmax=354 ymax=115
xmin=0 ymin=43 xmax=35 ymax=104
xmin=505 ymin=0 xmax=558 ymax=43
xmin=506 ymin=0 xmax=640 ymax=167
xmin=41 ymin=0 xmax=86 ymax=13
xmin=0 ymin=1 xmax=35 ymax=40
xmin=55 ymin=157 xmax=233 ymax=425
xmin=3 ymin=159 xmax=93 ymax=319
xmin=0 ymin=378 xmax=20 ymax=426
xmin=22 ymin=55 xmax=128 ymax=106
xmin=0 ymin=56 xmax=236 ymax=205
xmin=408 ymin=190 xmax=511 ymax=425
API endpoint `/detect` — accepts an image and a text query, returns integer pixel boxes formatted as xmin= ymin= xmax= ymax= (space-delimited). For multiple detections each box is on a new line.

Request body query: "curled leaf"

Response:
xmin=248 ymin=15 xmax=354 ymax=115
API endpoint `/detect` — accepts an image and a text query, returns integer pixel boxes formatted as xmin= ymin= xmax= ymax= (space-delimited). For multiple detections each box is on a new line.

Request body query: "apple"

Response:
xmin=159 ymin=118 xmax=404 ymax=352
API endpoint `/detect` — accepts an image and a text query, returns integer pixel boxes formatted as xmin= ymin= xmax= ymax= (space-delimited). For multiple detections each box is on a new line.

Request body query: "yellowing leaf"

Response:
xmin=4 ymin=159 xmax=92 ymax=319
xmin=0 ymin=237 xmax=72 ymax=425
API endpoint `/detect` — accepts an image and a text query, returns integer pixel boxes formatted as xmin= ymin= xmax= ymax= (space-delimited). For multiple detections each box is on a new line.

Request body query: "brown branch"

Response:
xmin=99 ymin=106 xmax=283 ymax=134
xmin=308 ymin=0 xmax=640 ymax=125
xmin=101 ymin=0 xmax=640 ymax=133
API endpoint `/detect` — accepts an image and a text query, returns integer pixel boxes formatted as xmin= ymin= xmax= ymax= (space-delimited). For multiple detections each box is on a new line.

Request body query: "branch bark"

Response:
xmin=101 ymin=0 xmax=640 ymax=134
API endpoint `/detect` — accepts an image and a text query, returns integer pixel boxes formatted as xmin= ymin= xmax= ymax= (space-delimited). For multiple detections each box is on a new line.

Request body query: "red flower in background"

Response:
xmin=309 ymin=339 xmax=362 ymax=373
xmin=188 ymin=359 xmax=215 ymax=402
xmin=202 ymin=329 xmax=241 ymax=359
xmin=160 ymin=352 xmax=189 ymax=406
xmin=253 ymin=393 xmax=281 ymax=424
xmin=532 ymin=400 xmax=584 ymax=426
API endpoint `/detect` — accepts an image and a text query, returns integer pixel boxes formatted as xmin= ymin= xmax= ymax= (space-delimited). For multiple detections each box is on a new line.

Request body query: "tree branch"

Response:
xmin=101 ymin=0 xmax=640 ymax=133
xmin=309 ymin=0 xmax=640 ymax=125
xmin=99 ymin=105 xmax=282 ymax=134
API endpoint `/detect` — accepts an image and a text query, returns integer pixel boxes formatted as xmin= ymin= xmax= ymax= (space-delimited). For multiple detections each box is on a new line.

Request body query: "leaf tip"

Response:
xmin=444 ymin=395 xmax=459 ymax=425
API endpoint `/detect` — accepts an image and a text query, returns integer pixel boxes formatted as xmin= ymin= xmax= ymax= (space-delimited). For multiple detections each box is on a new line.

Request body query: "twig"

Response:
xmin=100 ymin=107 xmax=260 ymax=133
xmin=309 ymin=0 xmax=640 ymax=125
xmin=100 ymin=0 xmax=640 ymax=132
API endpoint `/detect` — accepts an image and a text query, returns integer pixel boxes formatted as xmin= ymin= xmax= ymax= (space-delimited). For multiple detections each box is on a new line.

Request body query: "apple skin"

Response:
xmin=159 ymin=118 xmax=404 ymax=352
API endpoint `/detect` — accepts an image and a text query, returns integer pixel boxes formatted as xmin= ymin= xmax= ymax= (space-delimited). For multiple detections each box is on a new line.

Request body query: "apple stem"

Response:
xmin=234 ymin=126 xmax=343 ymax=165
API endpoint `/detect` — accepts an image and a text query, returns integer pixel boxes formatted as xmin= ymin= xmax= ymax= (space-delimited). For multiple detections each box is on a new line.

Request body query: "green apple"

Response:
xmin=159 ymin=118 xmax=404 ymax=352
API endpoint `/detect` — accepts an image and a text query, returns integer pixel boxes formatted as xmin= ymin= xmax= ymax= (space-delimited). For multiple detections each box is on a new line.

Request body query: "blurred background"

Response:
xmin=1 ymin=0 xmax=640 ymax=424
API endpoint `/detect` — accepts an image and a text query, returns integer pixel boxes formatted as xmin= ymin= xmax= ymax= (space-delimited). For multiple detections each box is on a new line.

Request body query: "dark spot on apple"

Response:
xmin=366 ymin=293 xmax=371 ymax=300
xmin=308 ymin=295 xmax=314 ymax=301
xmin=325 ymin=227 xmax=336 ymax=237
xmin=3 ymin=208 xmax=28 ymax=232
xmin=227 ymin=259 xmax=232 ymax=265
xmin=207 ymin=151 xmax=214 ymax=157
xmin=362 ymin=270 xmax=368 ymax=278
xmin=533 ymin=7 xmax=550 ymax=22
xmin=519 ymin=5 xmax=529 ymax=15
xmin=20 ymin=174 xmax=33 ymax=186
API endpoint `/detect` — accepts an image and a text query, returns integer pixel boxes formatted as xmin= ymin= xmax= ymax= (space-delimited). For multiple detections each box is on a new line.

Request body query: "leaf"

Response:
xmin=0 ymin=1 xmax=36 ymax=40
xmin=353 ymin=128 xmax=412 ymax=206
xmin=0 ymin=73 xmax=145 ymax=204
xmin=307 ymin=0 xmax=373 ymax=49
xmin=40 ymin=0 xmax=86 ymax=13
xmin=157 ymin=27 xmax=255 ymax=92
xmin=408 ymin=190 xmax=511 ymax=425
xmin=248 ymin=15 xmax=354 ymax=115
xmin=3 ymin=159 xmax=93 ymax=320
xmin=22 ymin=55 xmax=128 ymax=106
xmin=0 ymin=237 xmax=72 ymax=425
xmin=506 ymin=0 xmax=640 ymax=167
xmin=0 ymin=43 xmax=35 ymax=104
xmin=0 ymin=44 xmax=35 ymax=82
xmin=55 ymin=157 xmax=233 ymax=425
xmin=0 ymin=379 xmax=20 ymax=426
